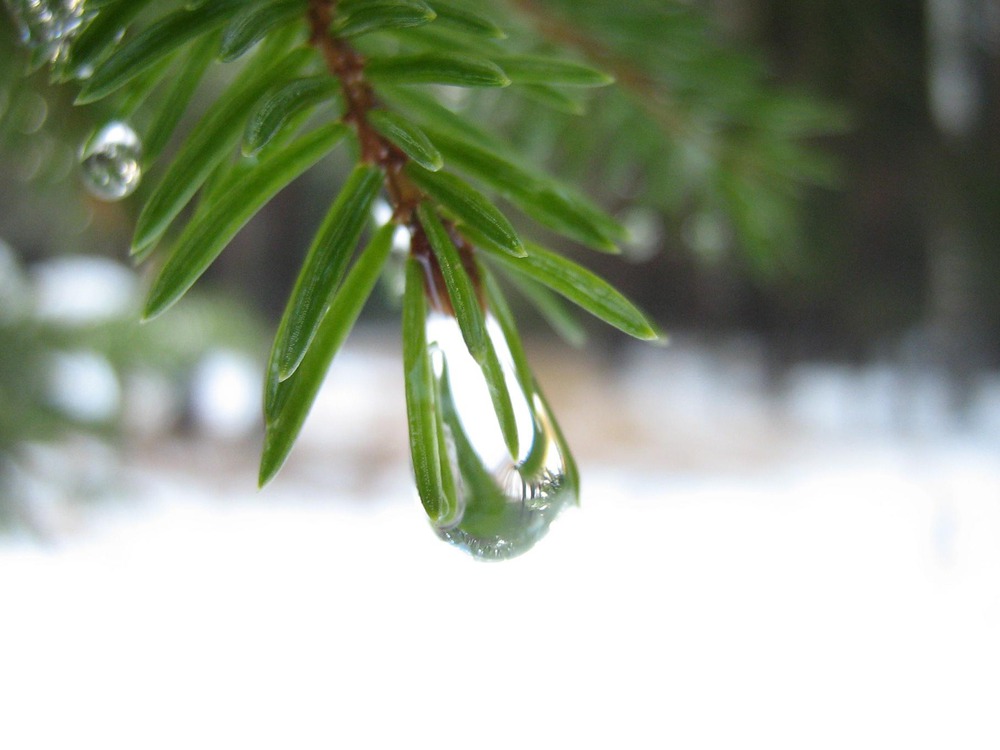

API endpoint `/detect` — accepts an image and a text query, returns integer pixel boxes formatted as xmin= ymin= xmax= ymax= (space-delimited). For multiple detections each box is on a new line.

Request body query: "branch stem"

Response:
xmin=306 ymin=0 xmax=483 ymax=311
xmin=307 ymin=0 xmax=422 ymax=222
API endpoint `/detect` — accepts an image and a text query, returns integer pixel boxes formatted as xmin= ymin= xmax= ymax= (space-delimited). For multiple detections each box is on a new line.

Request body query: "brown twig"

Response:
xmin=306 ymin=1 xmax=489 ymax=311
xmin=307 ymin=0 xmax=422 ymax=222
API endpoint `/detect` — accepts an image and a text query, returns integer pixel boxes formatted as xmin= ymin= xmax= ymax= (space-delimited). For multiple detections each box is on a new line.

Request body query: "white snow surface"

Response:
xmin=2 ymin=335 xmax=999 ymax=749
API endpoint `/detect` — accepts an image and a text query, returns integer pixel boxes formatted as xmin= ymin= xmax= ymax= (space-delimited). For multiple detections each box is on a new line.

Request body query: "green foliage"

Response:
xmin=425 ymin=2 xmax=504 ymax=39
xmin=481 ymin=240 xmax=660 ymax=341
xmin=75 ymin=0 xmax=247 ymax=103
xmin=144 ymin=121 xmax=349 ymax=320
xmin=132 ymin=42 xmax=310 ymax=253
xmin=142 ymin=31 xmax=219 ymax=163
xmin=406 ymin=164 xmax=525 ymax=258
xmin=219 ymin=0 xmax=306 ymax=62
xmin=402 ymin=255 xmax=446 ymax=522
xmin=333 ymin=0 xmax=436 ymax=38
xmin=261 ymin=221 xmax=395 ymax=485
xmin=365 ymin=53 xmax=510 ymax=88
xmin=267 ymin=161 xmax=383 ymax=381
xmin=488 ymin=54 xmax=613 ymax=87
xmin=242 ymin=75 xmax=342 ymax=157
xmin=469 ymin=0 xmax=847 ymax=272
xmin=367 ymin=108 xmax=441 ymax=171
xmin=0 ymin=0 xmax=839 ymax=542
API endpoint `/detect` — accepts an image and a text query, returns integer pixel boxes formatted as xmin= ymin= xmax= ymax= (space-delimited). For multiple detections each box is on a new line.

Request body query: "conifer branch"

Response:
xmin=307 ymin=0 xmax=422 ymax=222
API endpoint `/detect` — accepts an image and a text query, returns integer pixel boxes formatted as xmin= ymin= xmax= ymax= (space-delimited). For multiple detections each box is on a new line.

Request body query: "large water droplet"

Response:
xmin=425 ymin=309 xmax=577 ymax=560
xmin=79 ymin=121 xmax=142 ymax=201
xmin=4 ymin=0 xmax=87 ymax=66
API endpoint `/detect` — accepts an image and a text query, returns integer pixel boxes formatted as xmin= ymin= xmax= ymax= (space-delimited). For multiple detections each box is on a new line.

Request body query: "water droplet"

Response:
xmin=4 ymin=0 xmax=88 ymax=66
xmin=79 ymin=121 xmax=142 ymax=201
xmin=425 ymin=309 xmax=577 ymax=560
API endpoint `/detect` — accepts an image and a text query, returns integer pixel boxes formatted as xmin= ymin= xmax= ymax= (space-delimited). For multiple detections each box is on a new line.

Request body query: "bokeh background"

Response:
xmin=1 ymin=1 xmax=998 ymax=747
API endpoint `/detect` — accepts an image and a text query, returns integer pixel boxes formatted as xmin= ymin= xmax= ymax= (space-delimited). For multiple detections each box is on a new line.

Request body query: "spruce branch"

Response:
xmin=307 ymin=0 xmax=423 ymax=222
xmin=305 ymin=0 xmax=481 ymax=314
xmin=4 ymin=0 xmax=670 ymax=557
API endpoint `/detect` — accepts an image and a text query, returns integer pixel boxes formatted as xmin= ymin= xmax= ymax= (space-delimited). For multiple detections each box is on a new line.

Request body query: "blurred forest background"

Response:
xmin=1 ymin=0 xmax=998 ymax=525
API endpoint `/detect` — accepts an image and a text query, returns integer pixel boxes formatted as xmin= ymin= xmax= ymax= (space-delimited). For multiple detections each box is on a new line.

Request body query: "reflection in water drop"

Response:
xmin=4 ymin=0 xmax=88 ymax=66
xmin=79 ymin=121 xmax=142 ymax=201
xmin=425 ymin=310 xmax=577 ymax=560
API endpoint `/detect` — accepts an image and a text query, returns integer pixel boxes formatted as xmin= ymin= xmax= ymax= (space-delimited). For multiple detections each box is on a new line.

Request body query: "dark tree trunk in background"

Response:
xmin=921 ymin=0 xmax=1000 ymax=412
xmin=741 ymin=0 xmax=998 ymax=380
xmin=568 ymin=0 xmax=998 ymax=383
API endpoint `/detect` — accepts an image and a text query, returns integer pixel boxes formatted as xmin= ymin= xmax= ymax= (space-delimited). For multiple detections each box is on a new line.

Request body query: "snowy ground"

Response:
xmin=2 ymin=335 xmax=999 ymax=749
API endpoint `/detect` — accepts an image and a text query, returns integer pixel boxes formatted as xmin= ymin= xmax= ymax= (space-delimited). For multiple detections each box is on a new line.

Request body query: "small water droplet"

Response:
xmin=4 ymin=0 xmax=88 ymax=66
xmin=424 ymin=309 xmax=577 ymax=560
xmin=79 ymin=121 xmax=142 ymax=201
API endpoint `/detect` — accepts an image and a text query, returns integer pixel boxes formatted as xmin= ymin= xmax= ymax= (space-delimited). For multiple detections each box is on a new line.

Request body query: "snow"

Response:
xmin=1 ymin=336 xmax=998 ymax=749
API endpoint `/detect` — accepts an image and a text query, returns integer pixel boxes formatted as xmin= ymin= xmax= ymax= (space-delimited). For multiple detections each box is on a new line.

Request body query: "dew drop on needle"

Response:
xmin=424 ymin=310 xmax=577 ymax=560
xmin=4 ymin=0 xmax=88 ymax=66
xmin=79 ymin=121 xmax=142 ymax=201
